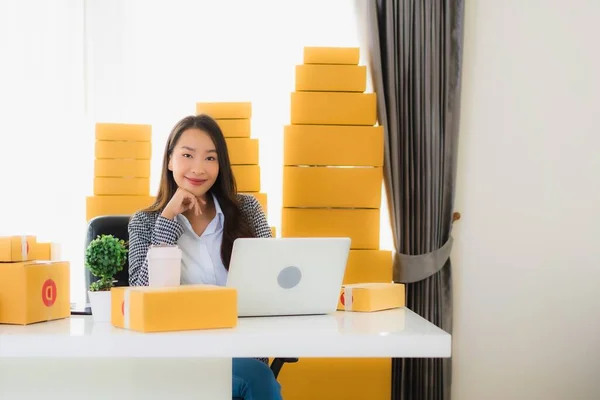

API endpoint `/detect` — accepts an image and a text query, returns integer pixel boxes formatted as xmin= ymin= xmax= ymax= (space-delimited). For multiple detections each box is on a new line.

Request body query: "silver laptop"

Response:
xmin=226 ymin=237 xmax=351 ymax=317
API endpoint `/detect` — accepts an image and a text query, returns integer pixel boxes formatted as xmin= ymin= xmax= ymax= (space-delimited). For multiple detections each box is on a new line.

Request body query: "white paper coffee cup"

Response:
xmin=147 ymin=245 xmax=182 ymax=287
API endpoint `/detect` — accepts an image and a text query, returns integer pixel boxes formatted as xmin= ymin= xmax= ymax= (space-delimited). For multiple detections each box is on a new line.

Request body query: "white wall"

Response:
xmin=452 ymin=1 xmax=600 ymax=399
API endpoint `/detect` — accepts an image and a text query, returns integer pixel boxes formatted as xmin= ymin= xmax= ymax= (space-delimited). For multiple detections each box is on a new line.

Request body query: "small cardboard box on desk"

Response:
xmin=0 ymin=235 xmax=71 ymax=325
xmin=337 ymin=282 xmax=406 ymax=312
xmin=111 ymin=285 xmax=238 ymax=333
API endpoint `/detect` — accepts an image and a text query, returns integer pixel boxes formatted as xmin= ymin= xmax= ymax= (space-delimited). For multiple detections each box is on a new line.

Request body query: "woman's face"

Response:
xmin=168 ymin=128 xmax=219 ymax=198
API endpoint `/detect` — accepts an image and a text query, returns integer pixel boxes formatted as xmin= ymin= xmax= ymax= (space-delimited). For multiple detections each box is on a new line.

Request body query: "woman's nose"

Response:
xmin=191 ymin=161 xmax=206 ymax=175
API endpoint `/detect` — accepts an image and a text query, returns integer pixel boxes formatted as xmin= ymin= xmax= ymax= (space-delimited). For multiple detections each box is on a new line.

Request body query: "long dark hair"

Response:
xmin=143 ymin=114 xmax=254 ymax=268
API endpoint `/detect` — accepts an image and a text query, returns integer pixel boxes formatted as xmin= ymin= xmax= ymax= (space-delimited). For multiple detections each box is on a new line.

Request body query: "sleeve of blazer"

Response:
xmin=128 ymin=211 xmax=184 ymax=286
xmin=241 ymin=195 xmax=272 ymax=238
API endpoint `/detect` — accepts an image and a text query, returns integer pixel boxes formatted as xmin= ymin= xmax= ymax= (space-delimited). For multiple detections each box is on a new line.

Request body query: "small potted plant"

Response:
xmin=85 ymin=234 xmax=128 ymax=322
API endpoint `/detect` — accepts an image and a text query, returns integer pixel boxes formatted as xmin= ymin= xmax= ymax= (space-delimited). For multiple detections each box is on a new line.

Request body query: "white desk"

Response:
xmin=0 ymin=308 xmax=450 ymax=399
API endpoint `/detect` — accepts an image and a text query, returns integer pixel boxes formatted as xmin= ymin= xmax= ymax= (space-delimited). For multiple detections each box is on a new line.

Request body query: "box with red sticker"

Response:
xmin=0 ymin=235 xmax=37 ymax=262
xmin=0 ymin=261 xmax=70 ymax=325
xmin=337 ymin=282 xmax=405 ymax=312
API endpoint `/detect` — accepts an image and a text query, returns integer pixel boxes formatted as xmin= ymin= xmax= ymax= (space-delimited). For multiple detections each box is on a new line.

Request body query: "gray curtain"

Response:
xmin=357 ymin=0 xmax=465 ymax=399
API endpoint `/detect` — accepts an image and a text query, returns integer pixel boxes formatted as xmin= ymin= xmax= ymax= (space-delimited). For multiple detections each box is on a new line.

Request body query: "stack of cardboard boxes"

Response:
xmin=279 ymin=46 xmax=397 ymax=400
xmin=0 ymin=236 xmax=70 ymax=325
xmin=195 ymin=102 xmax=275 ymax=236
xmin=86 ymin=123 xmax=156 ymax=221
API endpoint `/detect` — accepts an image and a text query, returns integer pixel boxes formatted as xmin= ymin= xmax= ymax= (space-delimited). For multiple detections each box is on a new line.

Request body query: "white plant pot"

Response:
xmin=88 ymin=290 xmax=112 ymax=323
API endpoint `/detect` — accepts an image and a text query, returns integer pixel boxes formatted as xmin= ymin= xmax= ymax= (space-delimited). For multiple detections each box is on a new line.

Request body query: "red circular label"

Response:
xmin=121 ymin=300 xmax=125 ymax=316
xmin=340 ymin=292 xmax=353 ymax=307
xmin=42 ymin=279 xmax=57 ymax=307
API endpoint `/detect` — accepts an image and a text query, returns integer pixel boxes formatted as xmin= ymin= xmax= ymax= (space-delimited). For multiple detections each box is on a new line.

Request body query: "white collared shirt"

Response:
xmin=176 ymin=194 xmax=227 ymax=286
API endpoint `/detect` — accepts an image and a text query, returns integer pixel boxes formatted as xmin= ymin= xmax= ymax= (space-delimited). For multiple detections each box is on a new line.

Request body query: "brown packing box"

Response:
xmin=337 ymin=283 xmax=405 ymax=312
xmin=0 ymin=261 xmax=70 ymax=325
xmin=0 ymin=236 xmax=37 ymax=262
xmin=232 ymin=165 xmax=261 ymax=192
xmin=283 ymin=125 xmax=384 ymax=167
xmin=94 ymin=177 xmax=150 ymax=196
xmin=95 ymin=141 xmax=152 ymax=160
xmin=111 ymin=285 xmax=237 ymax=333
xmin=295 ymin=64 xmax=367 ymax=92
xmin=95 ymin=123 xmax=152 ymax=142
xmin=283 ymin=166 xmax=382 ymax=209
xmin=282 ymin=208 xmax=380 ymax=250
xmin=33 ymin=242 xmax=61 ymax=261
xmin=94 ymin=159 xmax=151 ymax=178
xmin=86 ymin=196 xmax=156 ymax=221
xmin=216 ymin=119 xmax=251 ymax=138
xmin=303 ymin=47 xmax=360 ymax=65
xmin=290 ymin=92 xmax=377 ymax=126
xmin=343 ymin=250 xmax=393 ymax=285
xmin=196 ymin=102 xmax=252 ymax=119
xmin=226 ymin=138 xmax=259 ymax=165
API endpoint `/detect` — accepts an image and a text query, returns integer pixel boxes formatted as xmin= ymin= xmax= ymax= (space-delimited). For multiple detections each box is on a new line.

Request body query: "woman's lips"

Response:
xmin=185 ymin=177 xmax=207 ymax=186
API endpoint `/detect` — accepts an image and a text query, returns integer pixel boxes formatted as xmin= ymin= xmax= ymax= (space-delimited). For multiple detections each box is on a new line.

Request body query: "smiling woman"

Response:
xmin=127 ymin=113 xmax=279 ymax=399
xmin=136 ymin=114 xmax=257 ymax=277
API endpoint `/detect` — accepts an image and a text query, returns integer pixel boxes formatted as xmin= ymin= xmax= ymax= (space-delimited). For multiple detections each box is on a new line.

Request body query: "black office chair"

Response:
xmin=84 ymin=216 xmax=131 ymax=291
xmin=84 ymin=215 xmax=298 ymax=389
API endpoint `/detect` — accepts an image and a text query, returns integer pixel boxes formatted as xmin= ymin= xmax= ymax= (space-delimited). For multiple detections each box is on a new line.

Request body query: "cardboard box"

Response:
xmin=343 ymin=250 xmax=393 ymax=285
xmin=278 ymin=358 xmax=390 ymax=400
xmin=33 ymin=242 xmax=62 ymax=262
xmin=283 ymin=125 xmax=384 ymax=167
xmin=95 ymin=140 xmax=152 ymax=160
xmin=225 ymin=138 xmax=259 ymax=165
xmin=216 ymin=119 xmax=251 ymax=138
xmin=111 ymin=285 xmax=237 ymax=333
xmin=295 ymin=64 xmax=366 ymax=92
xmin=232 ymin=165 xmax=261 ymax=192
xmin=94 ymin=177 xmax=150 ymax=196
xmin=283 ymin=166 xmax=382 ymax=208
xmin=0 ymin=235 xmax=37 ymax=262
xmin=86 ymin=195 xmax=156 ymax=221
xmin=282 ymin=208 xmax=380 ymax=250
xmin=196 ymin=102 xmax=252 ymax=119
xmin=0 ymin=261 xmax=70 ymax=325
xmin=337 ymin=283 xmax=405 ymax=312
xmin=94 ymin=159 xmax=151 ymax=178
xmin=290 ymin=92 xmax=377 ymax=126
xmin=303 ymin=47 xmax=360 ymax=65
xmin=95 ymin=123 xmax=152 ymax=142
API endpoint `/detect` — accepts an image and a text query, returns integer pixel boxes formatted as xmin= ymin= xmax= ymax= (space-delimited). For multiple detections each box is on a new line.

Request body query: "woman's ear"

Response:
xmin=167 ymin=157 xmax=173 ymax=171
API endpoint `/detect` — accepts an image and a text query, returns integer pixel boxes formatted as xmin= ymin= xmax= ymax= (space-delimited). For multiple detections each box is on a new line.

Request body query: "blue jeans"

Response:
xmin=232 ymin=358 xmax=283 ymax=400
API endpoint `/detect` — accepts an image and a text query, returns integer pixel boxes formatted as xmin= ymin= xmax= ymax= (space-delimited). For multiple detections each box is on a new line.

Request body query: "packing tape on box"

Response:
xmin=124 ymin=288 xmax=131 ymax=330
xmin=344 ymin=287 xmax=353 ymax=311
xmin=21 ymin=236 xmax=27 ymax=260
